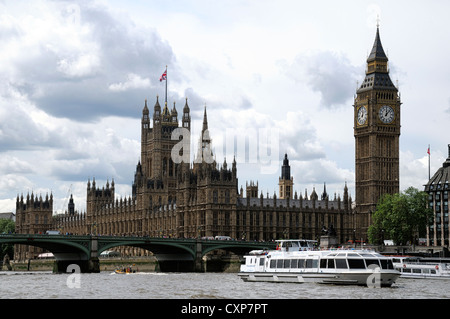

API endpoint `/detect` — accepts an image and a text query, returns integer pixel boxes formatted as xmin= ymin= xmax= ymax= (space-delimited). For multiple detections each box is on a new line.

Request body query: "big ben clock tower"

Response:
xmin=354 ymin=26 xmax=401 ymax=235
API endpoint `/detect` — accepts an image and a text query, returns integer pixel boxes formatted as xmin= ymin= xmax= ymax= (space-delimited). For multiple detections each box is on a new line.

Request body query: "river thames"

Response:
xmin=1 ymin=271 xmax=450 ymax=299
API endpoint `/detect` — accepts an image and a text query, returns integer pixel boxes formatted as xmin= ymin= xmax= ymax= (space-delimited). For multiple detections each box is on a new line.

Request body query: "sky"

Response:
xmin=1 ymin=0 xmax=449 ymax=214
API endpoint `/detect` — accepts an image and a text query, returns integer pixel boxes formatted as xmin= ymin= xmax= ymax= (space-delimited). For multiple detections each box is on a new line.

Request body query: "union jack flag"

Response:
xmin=159 ymin=69 xmax=167 ymax=82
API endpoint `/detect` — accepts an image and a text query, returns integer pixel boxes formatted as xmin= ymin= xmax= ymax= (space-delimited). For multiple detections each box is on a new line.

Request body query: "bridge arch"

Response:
xmin=0 ymin=235 xmax=91 ymax=257
xmin=97 ymin=239 xmax=196 ymax=259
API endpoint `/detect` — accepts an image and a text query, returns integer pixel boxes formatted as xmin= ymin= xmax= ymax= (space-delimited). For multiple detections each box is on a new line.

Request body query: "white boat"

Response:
xmin=391 ymin=256 xmax=450 ymax=279
xmin=238 ymin=239 xmax=400 ymax=287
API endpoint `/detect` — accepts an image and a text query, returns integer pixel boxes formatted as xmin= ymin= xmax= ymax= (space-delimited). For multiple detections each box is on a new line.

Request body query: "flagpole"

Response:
xmin=165 ymin=65 xmax=168 ymax=106
xmin=428 ymin=144 xmax=431 ymax=180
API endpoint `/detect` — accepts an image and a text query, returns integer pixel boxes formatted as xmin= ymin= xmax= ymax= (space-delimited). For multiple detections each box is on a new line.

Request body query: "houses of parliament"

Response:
xmin=14 ymin=26 xmax=401 ymax=260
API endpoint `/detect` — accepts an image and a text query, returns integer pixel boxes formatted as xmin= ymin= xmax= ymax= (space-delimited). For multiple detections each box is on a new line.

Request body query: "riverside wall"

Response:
xmin=6 ymin=255 xmax=242 ymax=273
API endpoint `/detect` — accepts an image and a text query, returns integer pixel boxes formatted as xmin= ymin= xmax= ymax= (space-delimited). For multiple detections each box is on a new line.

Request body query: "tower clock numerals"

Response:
xmin=379 ymin=105 xmax=394 ymax=124
xmin=357 ymin=106 xmax=367 ymax=125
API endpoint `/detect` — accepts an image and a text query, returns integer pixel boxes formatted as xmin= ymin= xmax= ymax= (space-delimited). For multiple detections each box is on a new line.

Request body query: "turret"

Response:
xmin=171 ymin=102 xmax=178 ymax=124
xmin=182 ymin=98 xmax=190 ymax=130
xmin=142 ymin=99 xmax=150 ymax=131
xmin=153 ymin=96 xmax=161 ymax=126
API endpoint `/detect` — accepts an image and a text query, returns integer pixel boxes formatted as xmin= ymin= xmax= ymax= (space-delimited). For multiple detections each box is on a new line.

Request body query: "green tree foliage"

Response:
xmin=368 ymin=187 xmax=433 ymax=245
xmin=0 ymin=219 xmax=15 ymax=260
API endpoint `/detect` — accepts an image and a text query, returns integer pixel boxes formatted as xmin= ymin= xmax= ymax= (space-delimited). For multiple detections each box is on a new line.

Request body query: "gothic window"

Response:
xmin=213 ymin=190 xmax=218 ymax=204
xmin=35 ymin=215 xmax=39 ymax=224
xmin=225 ymin=190 xmax=230 ymax=203
xmin=163 ymin=158 xmax=167 ymax=176
xmin=169 ymin=158 xmax=173 ymax=177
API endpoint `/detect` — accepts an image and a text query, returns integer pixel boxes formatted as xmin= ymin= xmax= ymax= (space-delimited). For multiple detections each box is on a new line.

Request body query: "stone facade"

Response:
xmin=353 ymin=26 xmax=401 ymax=239
xmin=15 ymin=97 xmax=356 ymax=260
xmin=14 ymin=193 xmax=53 ymax=260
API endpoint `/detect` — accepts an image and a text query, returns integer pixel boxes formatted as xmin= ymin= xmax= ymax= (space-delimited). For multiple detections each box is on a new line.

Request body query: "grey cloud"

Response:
xmin=9 ymin=2 xmax=177 ymax=122
xmin=283 ymin=51 xmax=361 ymax=109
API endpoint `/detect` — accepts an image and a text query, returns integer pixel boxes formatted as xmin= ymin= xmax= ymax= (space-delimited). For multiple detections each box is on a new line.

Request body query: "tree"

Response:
xmin=368 ymin=187 xmax=433 ymax=245
xmin=0 ymin=219 xmax=15 ymax=260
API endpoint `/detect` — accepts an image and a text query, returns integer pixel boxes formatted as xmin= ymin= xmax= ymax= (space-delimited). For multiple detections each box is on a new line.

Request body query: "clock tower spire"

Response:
xmin=354 ymin=26 xmax=401 ymax=237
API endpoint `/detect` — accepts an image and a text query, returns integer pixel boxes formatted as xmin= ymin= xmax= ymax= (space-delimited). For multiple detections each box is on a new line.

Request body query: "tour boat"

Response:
xmin=238 ymin=239 xmax=400 ymax=287
xmin=391 ymin=256 xmax=450 ymax=279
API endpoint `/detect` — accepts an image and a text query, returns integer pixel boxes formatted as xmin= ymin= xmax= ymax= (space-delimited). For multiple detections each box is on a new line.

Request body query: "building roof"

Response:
xmin=425 ymin=144 xmax=450 ymax=192
xmin=367 ymin=27 xmax=388 ymax=62
xmin=357 ymin=26 xmax=397 ymax=93
xmin=0 ymin=212 xmax=15 ymax=221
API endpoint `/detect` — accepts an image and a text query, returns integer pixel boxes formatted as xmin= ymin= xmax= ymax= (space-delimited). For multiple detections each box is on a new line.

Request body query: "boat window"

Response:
xmin=431 ymin=269 xmax=436 ymax=274
xmin=270 ymin=260 xmax=276 ymax=268
xmin=361 ymin=253 xmax=375 ymax=257
xmin=365 ymin=259 xmax=380 ymax=268
xmin=335 ymin=259 xmax=348 ymax=269
xmin=347 ymin=253 xmax=359 ymax=257
xmin=403 ymin=268 xmax=411 ymax=273
xmin=291 ymin=259 xmax=298 ymax=268
xmin=277 ymin=259 xmax=283 ymax=268
xmin=336 ymin=253 xmax=346 ymax=257
xmin=327 ymin=259 xmax=335 ymax=269
xmin=312 ymin=260 xmax=318 ymax=268
xmin=379 ymin=259 xmax=394 ymax=269
xmin=297 ymin=259 xmax=305 ymax=268
xmin=284 ymin=259 xmax=291 ymax=268
xmin=305 ymin=259 xmax=315 ymax=268
xmin=347 ymin=259 xmax=366 ymax=269
xmin=259 ymin=258 xmax=265 ymax=266
xmin=413 ymin=269 xmax=421 ymax=273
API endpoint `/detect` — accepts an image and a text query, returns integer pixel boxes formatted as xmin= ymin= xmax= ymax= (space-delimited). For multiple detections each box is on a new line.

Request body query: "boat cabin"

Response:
xmin=275 ymin=239 xmax=317 ymax=252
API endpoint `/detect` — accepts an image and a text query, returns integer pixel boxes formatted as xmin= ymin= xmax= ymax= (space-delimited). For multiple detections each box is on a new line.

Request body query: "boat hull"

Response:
xmin=238 ymin=271 xmax=399 ymax=287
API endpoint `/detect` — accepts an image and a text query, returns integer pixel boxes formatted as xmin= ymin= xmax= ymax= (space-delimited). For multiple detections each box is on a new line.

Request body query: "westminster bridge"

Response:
xmin=0 ymin=234 xmax=276 ymax=273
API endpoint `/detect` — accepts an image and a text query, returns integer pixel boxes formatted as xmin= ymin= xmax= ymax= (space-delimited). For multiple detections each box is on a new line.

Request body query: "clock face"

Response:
xmin=379 ymin=105 xmax=394 ymax=124
xmin=357 ymin=106 xmax=367 ymax=125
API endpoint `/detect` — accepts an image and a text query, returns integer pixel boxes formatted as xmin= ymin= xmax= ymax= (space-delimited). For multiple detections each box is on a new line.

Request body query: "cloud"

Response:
xmin=1 ymin=1 xmax=176 ymax=122
xmin=282 ymin=51 xmax=360 ymax=109
xmin=108 ymin=73 xmax=152 ymax=92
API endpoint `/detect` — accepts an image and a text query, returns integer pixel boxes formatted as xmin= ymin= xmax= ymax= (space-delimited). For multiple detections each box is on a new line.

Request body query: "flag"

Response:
xmin=427 ymin=146 xmax=430 ymax=155
xmin=159 ymin=69 xmax=167 ymax=82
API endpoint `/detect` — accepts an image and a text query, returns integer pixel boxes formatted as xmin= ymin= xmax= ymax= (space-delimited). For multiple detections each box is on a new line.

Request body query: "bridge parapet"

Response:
xmin=0 ymin=234 xmax=276 ymax=273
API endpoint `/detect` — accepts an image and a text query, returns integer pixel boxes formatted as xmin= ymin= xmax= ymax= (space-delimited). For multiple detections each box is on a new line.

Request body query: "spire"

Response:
xmin=281 ymin=153 xmax=291 ymax=180
xmin=358 ymin=25 xmax=395 ymax=93
xmin=202 ymin=105 xmax=208 ymax=133
xmin=321 ymin=182 xmax=328 ymax=200
xmin=367 ymin=26 xmax=388 ymax=63
xmin=143 ymin=99 xmax=149 ymax=113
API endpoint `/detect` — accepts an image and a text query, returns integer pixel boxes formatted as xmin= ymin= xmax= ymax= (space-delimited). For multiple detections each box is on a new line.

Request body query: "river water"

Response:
xmin=1 ymin=271 xmax=449 ymax=299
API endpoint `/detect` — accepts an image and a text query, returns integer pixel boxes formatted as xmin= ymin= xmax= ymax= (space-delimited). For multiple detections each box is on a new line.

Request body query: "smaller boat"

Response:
xmin=114 ymin=267 xmax=136 ymax=274
xmin=391 ymin=256 xmax=450 ymax=279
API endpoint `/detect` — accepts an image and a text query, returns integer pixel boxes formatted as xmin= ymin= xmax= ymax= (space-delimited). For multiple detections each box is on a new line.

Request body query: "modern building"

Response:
xmin=424 ymin=145 xmax=450 ymax=246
